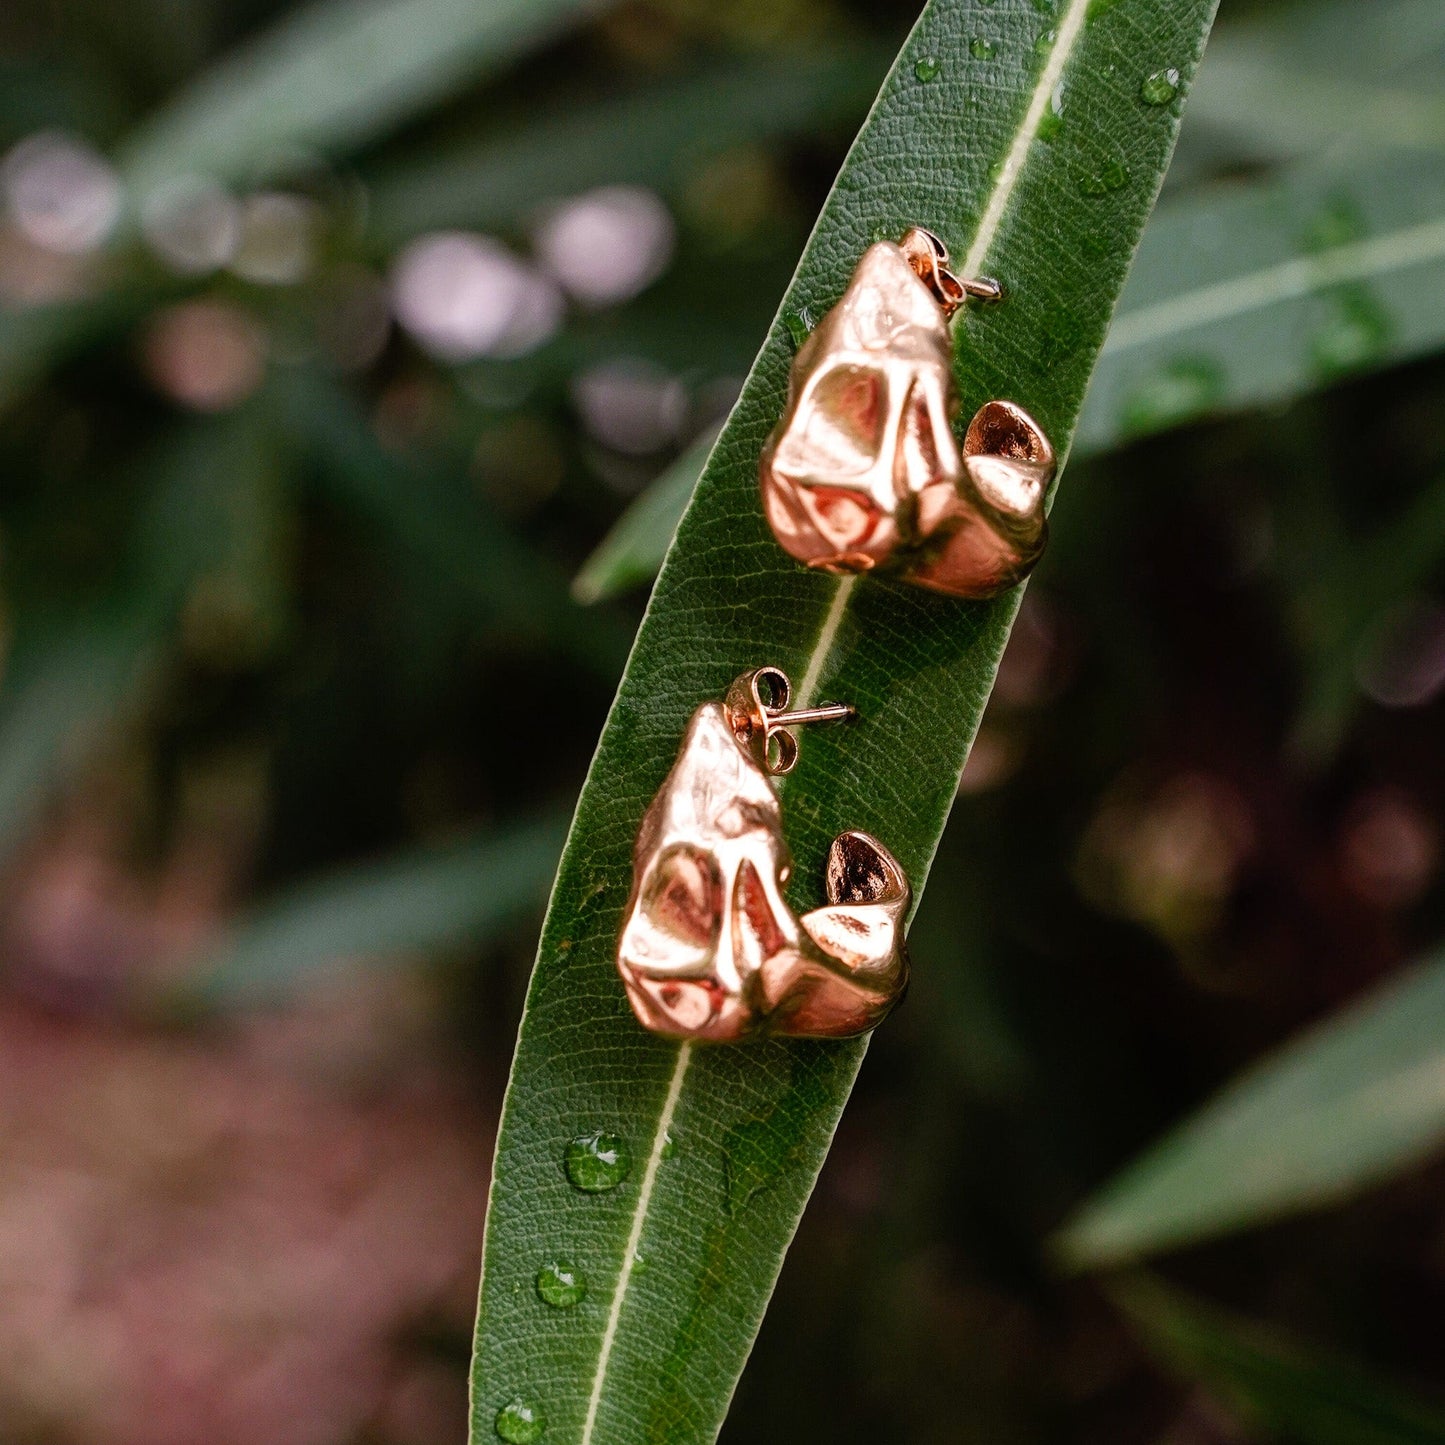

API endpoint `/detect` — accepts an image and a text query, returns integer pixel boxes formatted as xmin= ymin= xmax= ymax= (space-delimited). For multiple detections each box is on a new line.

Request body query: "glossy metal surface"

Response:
xmin=760 ymin=228 xmax=1054 ymax=598
xmin=617 ymin=669 xmax=910 ymax=1042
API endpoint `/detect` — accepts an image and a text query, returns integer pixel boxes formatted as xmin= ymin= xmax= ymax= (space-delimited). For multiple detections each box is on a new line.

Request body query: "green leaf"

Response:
xmin=0 ymin=411 xmax=278 ymax=866
xmin=0 ymin=292 xmax=159 ymax=412
xmin=0 ymin=610 xmax=158 ymax=869
xmin=469 ymin=0 xmax=1219 ymax=1439
xmin=1056 ymin=951 xmax=1445 ymax=1270
xmin=366 ymin=46 xmax=885 ymax=244
xmin=192 ymin=814 xmax=566 ymax=1002
xmin=575 ymin=147 xmax=1445 ymax=600
xmin=267 ymin=371 xmax=633 ymax=681
xmin=1182 ymin=0 xmax=1445 ymax=163
xmin=570 ymin=428 xmax=713 ymax=606
xmin=116 ymin=0 xmax=613 ymax=205
xmin=1289 ymin=465 xmax=1445 ymax=761
xmin=1076 ymin=150 xmax=1445 ymax=452
xmin=1112 ymin=1276 xmax=1445 ymax=1445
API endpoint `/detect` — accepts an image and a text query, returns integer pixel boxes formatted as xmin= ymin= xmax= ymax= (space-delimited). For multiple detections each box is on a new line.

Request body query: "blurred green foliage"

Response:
xmin=1 ymin=0 xmax=1445 ymax=1440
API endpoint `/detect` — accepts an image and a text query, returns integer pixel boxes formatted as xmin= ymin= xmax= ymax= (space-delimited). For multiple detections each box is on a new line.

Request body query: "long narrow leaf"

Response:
xmin=194 ymin=814 xmax=566 ymax=1001
xmin=0 ymin=412 xmax=280 ymax=866
xmin=470 ymin=1 xmax=1220 ymax=1440
xmin=117 ymin=0 xmax=612 ymax=204
xmin=1076 ymin=150 xmax=1445 ymax=452
xmin=0 ymin=612 xmax=159 ymax=868
xmin=1113 ymin=1277 xmax=1445 ymax=1445
xmin=366 ymin=48 xmax=886 ymax=245
xmin=268 ymin=372 xmax=633 ymax=681
xmin=570 ymin=429 xmax=715 ymax=607
xmin=1183 ymin=0 xmax=1445 ymax=162
xmin=1057 ymin=952 xmax=1445 ymax=1269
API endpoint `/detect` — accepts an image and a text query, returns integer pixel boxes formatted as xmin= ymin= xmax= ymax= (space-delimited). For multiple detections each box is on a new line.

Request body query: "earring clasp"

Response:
xmin=723 ymin=666 xmax=854 ymax=775
xmin=898 ymin=226 xmax=1001 ymax=318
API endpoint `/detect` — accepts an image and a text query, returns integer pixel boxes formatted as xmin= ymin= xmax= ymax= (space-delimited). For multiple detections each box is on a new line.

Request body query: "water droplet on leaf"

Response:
xmin=1140 ymin=67 xmax=1181 ymax=105
xmin=782 ymin=306 xmax=815 ymax=348
xmin=536 ymin=1262 xmax=586 ymax=1308
xmin=1120 ymin=358 xmax=1225 ymax=436
xmin=914 ymin=55 xmax=941 ymax=82
xmin=969 ymin=35 xmax=996 ymax=60
xmin=1038 ymin=81 xmax=1065 ymax=140
xmin=660 ymin=1131 xmax=677 ymax=1159
xmin=724 ymin=1117 xmax=789 ymax=1214
xmin=1078 ymin=157 xmax=1130 ymax=197
xmin=495 ymin=1400 xmax=544 ymax=1443
xmin=1034 ymin=27 xmax=1058 ymax=57
xmin=564 ymin=1131 xmax=631 ymax=1192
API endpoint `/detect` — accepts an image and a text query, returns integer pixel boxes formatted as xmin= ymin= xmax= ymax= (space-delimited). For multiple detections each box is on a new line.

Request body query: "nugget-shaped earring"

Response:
xmin=760 ymin=227 xmax=1055 ymax=598
xmin=617 ymin=667 xmax=910 ymax=1043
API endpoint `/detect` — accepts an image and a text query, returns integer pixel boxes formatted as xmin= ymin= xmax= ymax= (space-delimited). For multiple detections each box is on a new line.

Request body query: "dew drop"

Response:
xmin=1140 ymin=67 xmax=1181 ymax=105
xmin=969 ymin=35 xmax=996 ymax=60
xmin=1078 ymin=157 xmax=1130 ymax=197
xmin=782 ymin=305 xmax=815 ymax=348
xmin=495 ymin=1399 xmax=544 ymax=1443
xmin=1034 ymin=27 xmax=1058 ymax=57
xmin=660 ymin=1131 xmax=678 ymax=1159
xmin=536 ymin=1261 xmax=586 ymax=1308
xmin=914 ymin=55 xmax=941 ymax=82
xmin=1311 ymin=288 xmax=1391 ymax=378
xmin=1038 ymin=81 xmax=1065 ymax=141
xmin=1120 ymin=358 xmax=1225 ymax=436
xmin=564 ymin=1131 xmax=632 ymax=1192
xmin=630 ymin=1252 xmax=649 ymax=1274
xmin=724 ymin=1116 xmax=785 ymax=1214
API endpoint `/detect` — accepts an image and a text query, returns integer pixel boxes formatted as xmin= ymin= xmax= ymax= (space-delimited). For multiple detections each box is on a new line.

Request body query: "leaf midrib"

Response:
xmin=569 ymin=0 xmax=1096 ymax=1433
xmin=1104 ymin=212 xmax=1445 ymax=353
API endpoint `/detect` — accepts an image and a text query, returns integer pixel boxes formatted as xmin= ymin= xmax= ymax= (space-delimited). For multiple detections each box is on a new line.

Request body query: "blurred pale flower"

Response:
xmin=1 ymin=131 xmax=121 ymax=255
xmin=141 ymin=178 xmax=242 ymax=275
xmin=391 ymin=232 xmax=561 ymax=361
xmin=572 ymin=357 xmax=688 ymax=456
xmin=534 ymin=185 xmax=675 ymax=307
xmin=142 ymin=300 xmax=266 ymax=412
xmin=232 ymin=192 xmax=320 ymax=285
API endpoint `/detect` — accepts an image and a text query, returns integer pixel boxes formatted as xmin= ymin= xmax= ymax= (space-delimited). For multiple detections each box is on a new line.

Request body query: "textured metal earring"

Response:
xmin=760 ymin=227 xmax=1055 ymax=598
xmin=616 ymin=667 xmax=910 ymax=1043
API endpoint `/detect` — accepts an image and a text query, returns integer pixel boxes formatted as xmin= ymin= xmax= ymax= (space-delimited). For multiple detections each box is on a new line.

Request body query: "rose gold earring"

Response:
xmin=616 ymin=667 xmax=910 ymax=1043
xmin=760 ymin=227 xmax=1055 ymax=598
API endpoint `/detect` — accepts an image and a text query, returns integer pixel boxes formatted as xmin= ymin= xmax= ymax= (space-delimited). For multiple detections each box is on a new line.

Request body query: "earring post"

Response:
xmin=771 ymin=702 xmax=856 ymax=729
